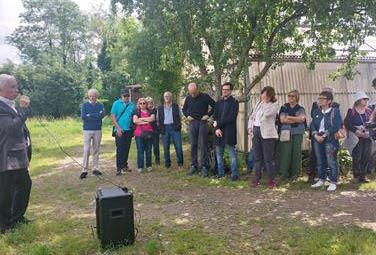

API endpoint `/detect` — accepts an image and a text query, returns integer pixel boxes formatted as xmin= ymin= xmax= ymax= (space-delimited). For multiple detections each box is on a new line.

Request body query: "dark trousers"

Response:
xmin=152 ymin=132 xmax=160 ymax=164
xmin=0 ymin=169 xmax=32 ymax=232
xmin=352 ymin=138 xmax=372 ymax=180
xmin=115 ymin=130 xmax=133 ymax=170
xmin=252 ymin=126 xmax=277 ymax=181
xmin=308 ymin=139 xmax=317 ymax=179
xmin=189 ymin=120 xmax=208 ymax=168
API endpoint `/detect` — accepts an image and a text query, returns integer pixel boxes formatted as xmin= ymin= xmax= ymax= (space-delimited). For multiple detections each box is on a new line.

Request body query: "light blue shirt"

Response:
xmin=164 ymin=105 xmax=174 ymax=124
xmin=111 ymin=99 xmax=135 ymax=131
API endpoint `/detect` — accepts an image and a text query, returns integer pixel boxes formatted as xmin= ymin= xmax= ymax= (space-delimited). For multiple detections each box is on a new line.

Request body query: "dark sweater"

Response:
xmin=81 ymin=102 xmax=105 ymax=130
xmin=344 ymin=108 xmax=372 ymax=133
xmin=182 ymin=93 xmax=215 ymax=120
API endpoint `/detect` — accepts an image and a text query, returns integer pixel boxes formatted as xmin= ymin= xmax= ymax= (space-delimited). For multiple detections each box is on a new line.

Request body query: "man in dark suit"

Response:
xmin=0 ymin=74 xmax=32 ymax=233
xmin=213 ymin=82 xmax=239 ymax=181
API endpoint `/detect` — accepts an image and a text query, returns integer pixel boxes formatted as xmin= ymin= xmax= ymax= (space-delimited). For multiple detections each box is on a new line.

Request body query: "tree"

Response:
xmin=113 ymin=0 xmax=376 ymax=100
xmin=97 ymin=40 xmax=112 ymax=73
xmin=28 ymin=64 xmax=84 ymax=117
xmin=109 ymin=17 xmax=185 ymax=101
xmin=8 ymin=0 xmax=91 ymax=67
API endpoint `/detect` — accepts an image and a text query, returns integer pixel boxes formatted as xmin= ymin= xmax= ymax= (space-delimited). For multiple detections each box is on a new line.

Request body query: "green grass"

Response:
xmin=1 ymin=118 xmax=375 ymax=254
xmin=282 ymin=225 xmax=376 ymax=255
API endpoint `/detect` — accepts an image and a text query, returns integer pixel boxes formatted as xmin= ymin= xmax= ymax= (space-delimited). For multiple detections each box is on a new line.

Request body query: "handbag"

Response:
xmin=279 ymin=129 xmax=291 ymax=142
xmin=140 ymin=130 xmax=153 ymax=140
xmin=140 ymin=123 xmax=153 ymax=140
xmin=330 ymin=109 xmax=346 ymax=140
xmin=112 ymin=103 xmax=131 ymax=137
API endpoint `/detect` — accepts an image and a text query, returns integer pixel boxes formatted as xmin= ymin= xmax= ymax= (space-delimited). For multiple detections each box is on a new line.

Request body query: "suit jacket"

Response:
xmin=213 ymin=96 xmax=239 ymax=146
xmin=248 ymin=101 xmax=280 ymax=139
xmin=0 ymin=101 xmax=31 ymax=172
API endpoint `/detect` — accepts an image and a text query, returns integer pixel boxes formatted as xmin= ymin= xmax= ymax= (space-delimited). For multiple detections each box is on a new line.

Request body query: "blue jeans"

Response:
xmin=215 ymin=144 xmax=238 ymax=177
xmin=135 ymin=136 xmax=152 ymax=169
xmin=247 ymin=149 xmax=255 ymax=174
xmin=313 ymin=140 xmax=339 ymax=183
xmin=162 ymin=125 xmax=184 ymax=167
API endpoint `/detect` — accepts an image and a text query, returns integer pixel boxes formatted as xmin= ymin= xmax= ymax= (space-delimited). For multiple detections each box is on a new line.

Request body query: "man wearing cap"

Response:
xmin=344 ymin=91 xmax=372 ymax=183
xmin=111 ymin=89 xmax=136 ymax=175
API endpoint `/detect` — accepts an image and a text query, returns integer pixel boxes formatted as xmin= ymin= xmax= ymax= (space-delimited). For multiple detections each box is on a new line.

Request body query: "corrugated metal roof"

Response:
xmin=249 ymin=54 xmax=376 ymax=63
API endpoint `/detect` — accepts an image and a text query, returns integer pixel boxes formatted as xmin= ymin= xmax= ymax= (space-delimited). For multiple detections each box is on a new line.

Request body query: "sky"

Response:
xmin=0 ymin=0 xmax=111 ymax=64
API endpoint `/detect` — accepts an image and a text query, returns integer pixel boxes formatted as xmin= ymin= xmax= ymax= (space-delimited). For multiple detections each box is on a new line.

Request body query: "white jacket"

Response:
xmin=248 ymin=101 xmax=280 ymax=139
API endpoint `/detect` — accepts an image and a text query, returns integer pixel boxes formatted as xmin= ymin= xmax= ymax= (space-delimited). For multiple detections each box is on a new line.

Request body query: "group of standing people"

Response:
xmin=248 ymin=85 xmax=375 ymax=191
xmin=80 ymin=88 xmax=185 ymax=177
xmin=80 ymin=81 xmax=376 ymax=193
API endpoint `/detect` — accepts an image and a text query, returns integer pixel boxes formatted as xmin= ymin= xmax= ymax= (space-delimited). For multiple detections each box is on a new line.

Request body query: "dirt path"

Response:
xmin=33 ymin=155 xmax=375 ymax=253
xmin=83 ymin=158 xmax=375 ymax=249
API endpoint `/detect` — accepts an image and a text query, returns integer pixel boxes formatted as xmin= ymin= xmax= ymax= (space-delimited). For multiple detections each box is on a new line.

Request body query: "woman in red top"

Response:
xmin=133 ymin=98 xmax=155 ymax=173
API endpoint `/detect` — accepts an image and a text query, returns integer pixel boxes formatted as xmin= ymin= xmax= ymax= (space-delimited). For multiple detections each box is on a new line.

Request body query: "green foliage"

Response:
xmin=338 ymin=147 xmax=352 ymax=176
xmin=97 ymin=40 xmax=112 ymax=73
xmin=108 ymin=17 xmax=185 ymax=100
xmin=114 ymin=0 xmax=376 ymax=99
xmin=8 ymin=0 xmax=91 ymax=66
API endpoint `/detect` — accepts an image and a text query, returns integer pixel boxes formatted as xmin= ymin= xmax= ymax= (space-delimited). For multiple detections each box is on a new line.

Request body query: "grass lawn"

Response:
xmin=0 ymin=118 xmax=375 ymax=255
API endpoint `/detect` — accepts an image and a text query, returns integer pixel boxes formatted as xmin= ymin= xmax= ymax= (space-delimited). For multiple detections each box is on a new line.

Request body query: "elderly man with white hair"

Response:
xmin=80 ymin=88 xmax=105 ymax=179
xmin=0 ymin=74 xmax=33 ymax=233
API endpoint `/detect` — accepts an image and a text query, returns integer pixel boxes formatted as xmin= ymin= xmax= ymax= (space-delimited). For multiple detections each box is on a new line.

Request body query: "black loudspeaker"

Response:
xmin=96 ymin=186 xmax=135 ymax=248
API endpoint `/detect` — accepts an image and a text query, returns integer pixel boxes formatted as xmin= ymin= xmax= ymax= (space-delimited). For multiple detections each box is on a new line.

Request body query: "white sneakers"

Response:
xmin=137 ymin=167 xmax=152 ymax=174
xmin=311 ymin=180 xmax=324 ymax=188
xmin=327 ymin=183 xmax=337 ymax=192
xmin=311 ymin=180 xmax=337 ymax=192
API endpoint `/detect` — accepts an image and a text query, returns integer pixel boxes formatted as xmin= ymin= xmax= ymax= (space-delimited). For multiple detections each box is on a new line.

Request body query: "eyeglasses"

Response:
xmin=222 ymin=88 xmax=231 ymax=91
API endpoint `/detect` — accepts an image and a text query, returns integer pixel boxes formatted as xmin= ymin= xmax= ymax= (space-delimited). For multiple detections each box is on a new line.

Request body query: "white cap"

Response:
xmin=354 ymin=91 xmax=369 ymax=103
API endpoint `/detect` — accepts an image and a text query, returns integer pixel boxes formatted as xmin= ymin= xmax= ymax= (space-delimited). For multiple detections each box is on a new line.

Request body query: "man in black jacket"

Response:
xmin=157 ymin=91 xmax=184 ymax=168
xmin=182 ymin=82 xmax=215 ymax=177
xmin=0 ymin=74 xmax=32 ymax=233
xmin=213 ymin=82 xmax=239 ymax=181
